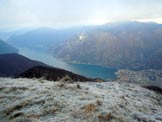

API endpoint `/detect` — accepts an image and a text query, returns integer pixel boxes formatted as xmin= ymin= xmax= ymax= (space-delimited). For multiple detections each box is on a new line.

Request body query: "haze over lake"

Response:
xmin=19 ymin=48 xmax=117 ymax=80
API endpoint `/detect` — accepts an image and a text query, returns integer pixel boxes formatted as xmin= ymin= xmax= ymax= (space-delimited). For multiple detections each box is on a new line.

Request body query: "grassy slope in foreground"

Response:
xmin=0 ymin=78 xmax=162 ymax=122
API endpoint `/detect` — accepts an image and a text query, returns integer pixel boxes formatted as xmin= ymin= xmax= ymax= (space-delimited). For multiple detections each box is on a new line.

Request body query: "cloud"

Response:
xmin=137 ymin=18 xmax=162 ymax=24
xmin=0 ymin=0 xmax=162 ymax=29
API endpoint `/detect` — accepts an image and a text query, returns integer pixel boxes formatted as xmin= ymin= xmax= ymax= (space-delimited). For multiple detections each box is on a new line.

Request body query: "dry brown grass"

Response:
xmin=98 ymin=112 xmax=113 ymax=122
xmin=83 ymin=103 xmax=96 ymax=113
xmin=27 ymin=113 xmax=41 ymax=118
xmin=120 ymin=96 xmax=126 ymax=100
xmin=82 ymin=99 xmax=103 ymax=113
xmin=95 ymin=78 xmax=105 ymax=83
xmin=5 ymin=98 xmax=32 ymax=115
xmin=41 ymin=106 xmax=59 ymax=116
xmin=3 ymin=86 xmax=28 ymax=94
xmin=57 ymin=82 xmax=66 ymax=88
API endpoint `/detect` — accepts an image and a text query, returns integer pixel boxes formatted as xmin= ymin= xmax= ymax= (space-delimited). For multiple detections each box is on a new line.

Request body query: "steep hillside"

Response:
xmin=0 ymin=78 xmax=162 ymax=122
xmin=19 ymin=66 xmax=92 ymax=81
xmin=54 ymin=21 xmax=162 ymax=70
xmin=0 ymin=53 xmax=46 ymax=77
xmin=0 ymin=53 xmax=92 ymax=81
xmin=0 ymin=40 xmax=18 ymax=54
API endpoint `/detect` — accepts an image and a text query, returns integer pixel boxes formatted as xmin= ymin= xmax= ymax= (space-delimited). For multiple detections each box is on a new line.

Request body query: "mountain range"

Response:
xmin=7 ymin=27 xmax=94 ymax=52
xmin=4 ymin=21 xmax=162 ymax=70
xmin=53 ymin=21 xmax=162 ymax=70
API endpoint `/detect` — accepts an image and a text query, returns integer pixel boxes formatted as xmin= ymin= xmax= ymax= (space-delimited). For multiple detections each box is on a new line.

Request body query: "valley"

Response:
xmin=53 ymin=21 xmax=162 ymax=70
xmin=19 ymin=48 xmax=117 ymax=80
xmin=1 ymin=21 xmax=162 ymax=81
xmin=1 ymin=1 xmax=162 ymax=122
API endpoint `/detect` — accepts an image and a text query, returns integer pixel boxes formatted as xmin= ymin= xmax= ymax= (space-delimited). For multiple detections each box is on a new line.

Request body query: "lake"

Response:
xmin=19 ymin=48 xmax=117 ymax=80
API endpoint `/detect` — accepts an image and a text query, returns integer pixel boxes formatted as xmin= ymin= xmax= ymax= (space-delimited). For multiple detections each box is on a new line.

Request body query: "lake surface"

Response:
xmin=19 ymin=48 xmax=117 ymax=80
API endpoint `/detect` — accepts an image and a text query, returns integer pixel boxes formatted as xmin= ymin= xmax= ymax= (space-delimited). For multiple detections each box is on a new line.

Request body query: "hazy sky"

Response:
xmin=0 ymin=0 xmax=162 ymax=29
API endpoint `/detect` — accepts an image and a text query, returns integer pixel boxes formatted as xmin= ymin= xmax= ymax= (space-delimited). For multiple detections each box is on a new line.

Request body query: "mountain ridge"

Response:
xmin=18 ymin=65 xmax=92 ymax=82
xmin=0 ymin=53 xmax=46 ymax=77
xmin=53 ymin=21 xmax=162 ymax=70
xmin=0 ymin=40 xmax=18 ymax=54
xmin=0 ymin=53 xmax=92 ymax=81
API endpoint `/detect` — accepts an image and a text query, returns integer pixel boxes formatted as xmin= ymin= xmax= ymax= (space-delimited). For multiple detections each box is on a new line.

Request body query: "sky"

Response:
xmin=0 ymin=0 xmax=162 ymax=30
